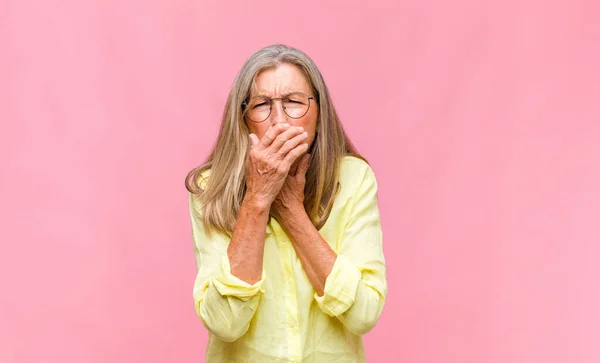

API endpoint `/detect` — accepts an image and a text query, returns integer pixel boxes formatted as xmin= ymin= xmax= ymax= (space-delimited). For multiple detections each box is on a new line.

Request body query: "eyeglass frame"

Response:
xmin=241 ymin=91 xmax=316 ymax=123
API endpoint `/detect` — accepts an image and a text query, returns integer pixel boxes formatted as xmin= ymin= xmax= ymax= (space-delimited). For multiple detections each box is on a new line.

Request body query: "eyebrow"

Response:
xmin=252 ymin=91 xmax=307 ymax=98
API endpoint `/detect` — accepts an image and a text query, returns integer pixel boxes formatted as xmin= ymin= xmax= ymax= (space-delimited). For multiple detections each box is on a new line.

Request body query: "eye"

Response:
xmin=252 ymin=102 xmax=268 ymax=109
xmin=285 ymin=93 xmax=309 ymax=104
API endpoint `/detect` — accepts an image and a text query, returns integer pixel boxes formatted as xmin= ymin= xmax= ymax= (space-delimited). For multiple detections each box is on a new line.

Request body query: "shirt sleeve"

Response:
xmin=189 ymin=192 xmax=265 ymax=342
xmin=313 ymin=164 xmax=387 ymax=335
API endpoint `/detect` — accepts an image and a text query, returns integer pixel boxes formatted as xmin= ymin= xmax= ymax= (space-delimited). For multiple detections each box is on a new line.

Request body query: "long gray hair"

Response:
xmin=185 ymin=44 xmax=364 ymax=234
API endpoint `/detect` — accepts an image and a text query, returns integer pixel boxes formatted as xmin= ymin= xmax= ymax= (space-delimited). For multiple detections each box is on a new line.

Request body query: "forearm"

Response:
xmin=334 ymin=275 xmax=386 ymax=335
xmin=227 ymin=196 xmax=270 ymax=284
xmin=196 ymin=279 xmax=262 ymax=342
xmin=191 ymin=193 xmax=268 ymax=342
xmin=279 ymin=208 xmax=336 ymax=296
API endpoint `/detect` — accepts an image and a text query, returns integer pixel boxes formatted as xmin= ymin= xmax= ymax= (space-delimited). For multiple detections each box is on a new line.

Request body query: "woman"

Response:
xmin=185 ymin=44 xmax=387 ymax=363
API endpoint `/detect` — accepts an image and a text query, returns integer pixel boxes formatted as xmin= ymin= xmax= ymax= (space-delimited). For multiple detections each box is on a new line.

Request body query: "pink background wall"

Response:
xmin=2 ymin=0 xmax=599 ymax=362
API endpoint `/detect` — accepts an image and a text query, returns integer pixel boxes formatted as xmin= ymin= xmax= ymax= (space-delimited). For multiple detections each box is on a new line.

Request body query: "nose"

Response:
xmin=269 ymin=99 xmax=288 ymax=124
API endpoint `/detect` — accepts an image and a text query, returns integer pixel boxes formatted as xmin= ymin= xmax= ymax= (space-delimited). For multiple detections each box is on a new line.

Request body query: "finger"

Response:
xmin=275 ymin=131 xmax=308 ymax=157
xmin=269 ymin=126 xmax=305 ymax=153
xmin=296 ymin=153 xmax=311 ymax=181
xmin=282 ymin=142 xmax=309 ymax=169
xmin=260 ymin=123 xmax=291 ymax=148
xmin=249 ymin=133 xmax=259 ymax=148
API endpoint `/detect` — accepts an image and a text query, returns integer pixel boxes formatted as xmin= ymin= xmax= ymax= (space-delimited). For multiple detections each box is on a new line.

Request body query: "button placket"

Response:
xmin=278 ymin=227 xmax=302 ymax=361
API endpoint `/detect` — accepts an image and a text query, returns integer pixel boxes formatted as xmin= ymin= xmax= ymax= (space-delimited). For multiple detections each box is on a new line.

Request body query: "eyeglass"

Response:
xmin=242 ymin=92 xmax=315 ymax=123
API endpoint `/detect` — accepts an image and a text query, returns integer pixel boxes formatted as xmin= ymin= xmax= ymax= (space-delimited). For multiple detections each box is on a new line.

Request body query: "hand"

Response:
xmin=245 ymin=123 xmax=309 ymax=208
xmin=271 ymin=153 xmax=311 ymax=224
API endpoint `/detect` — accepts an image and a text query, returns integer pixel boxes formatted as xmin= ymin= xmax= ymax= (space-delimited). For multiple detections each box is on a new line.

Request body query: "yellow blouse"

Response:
xmin=189 ymin=155 xmax=387 ymax=363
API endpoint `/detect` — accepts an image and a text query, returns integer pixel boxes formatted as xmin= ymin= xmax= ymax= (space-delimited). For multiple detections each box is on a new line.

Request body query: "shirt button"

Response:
xmin=288 ymin=319 xmax=296 ymax=328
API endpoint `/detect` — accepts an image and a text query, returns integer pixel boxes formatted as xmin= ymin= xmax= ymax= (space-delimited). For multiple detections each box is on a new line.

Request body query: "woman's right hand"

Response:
xmin=245 ymin=122 xmax=309 ymax=208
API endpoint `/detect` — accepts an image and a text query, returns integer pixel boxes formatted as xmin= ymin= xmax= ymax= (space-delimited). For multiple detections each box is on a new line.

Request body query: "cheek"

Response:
xmin=292 ymin=109 xmax=318 ymax=136
xmin=306 ymin=133 xmax=317 ymax=149
xmin=301 ymin=122 xmax=318 ymax=148
xmin=246 ymin=122 xmax=268 ymax=139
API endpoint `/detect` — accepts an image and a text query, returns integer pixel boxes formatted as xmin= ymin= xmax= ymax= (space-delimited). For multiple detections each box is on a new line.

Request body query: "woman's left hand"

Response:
xmin=271 ymin=153 xmax=311 ymax=224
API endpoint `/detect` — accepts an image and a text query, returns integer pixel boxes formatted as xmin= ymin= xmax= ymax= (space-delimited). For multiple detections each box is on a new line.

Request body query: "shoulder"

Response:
xmin=339 ymin=155 xmax=377 ymax=184
xmin=195 ymin=168 xmax=212 ymax=190
xmin=188 ymin=168 xmax=211 ymax=209
xmin=338 ymin=155 xmax=378 ymax=196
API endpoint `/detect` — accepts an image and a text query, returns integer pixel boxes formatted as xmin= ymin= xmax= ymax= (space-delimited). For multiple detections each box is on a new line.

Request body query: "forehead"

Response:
xmin=251 ymin=64 xmax=311 ymax=97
